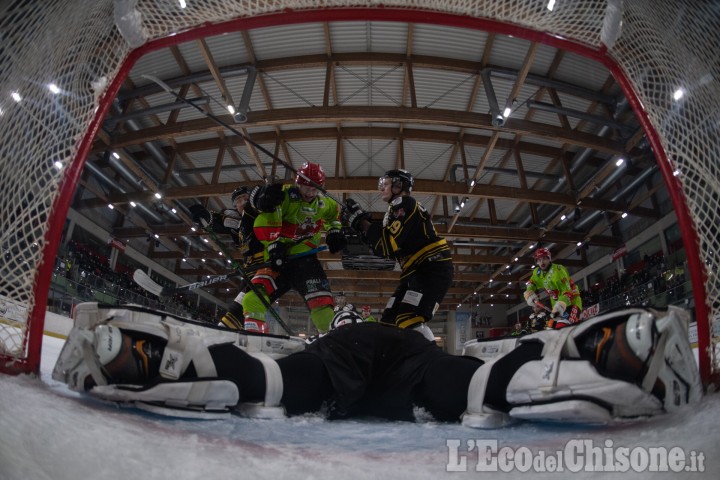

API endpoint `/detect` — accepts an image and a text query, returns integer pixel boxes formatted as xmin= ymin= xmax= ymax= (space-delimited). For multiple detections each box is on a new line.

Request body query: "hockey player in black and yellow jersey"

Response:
xmin=344 ymin=169 xmax=453 ymax=340
xmin=189 ymin=185 xmax=265 ymax=331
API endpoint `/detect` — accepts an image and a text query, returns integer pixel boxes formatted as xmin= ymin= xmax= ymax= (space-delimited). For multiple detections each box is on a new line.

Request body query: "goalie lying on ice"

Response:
xmin=52 ymin=303 xmax=702 ymax=427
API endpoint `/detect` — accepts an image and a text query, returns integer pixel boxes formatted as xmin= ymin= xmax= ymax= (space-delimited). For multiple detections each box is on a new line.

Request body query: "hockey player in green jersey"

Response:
xmin=523 ymin=247 xmax=583 ymax=328
xmin=241 ymin=162 xmax=345 ymax=333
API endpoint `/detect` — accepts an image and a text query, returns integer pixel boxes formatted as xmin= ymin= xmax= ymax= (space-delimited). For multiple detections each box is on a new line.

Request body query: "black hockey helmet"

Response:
xmin=231 ymin=186 xmax=250 ymax=203
xmin=330 ymin=309 xmax=364 ymax=330
xmin=379 ymin=169 xmax=414 ymax=193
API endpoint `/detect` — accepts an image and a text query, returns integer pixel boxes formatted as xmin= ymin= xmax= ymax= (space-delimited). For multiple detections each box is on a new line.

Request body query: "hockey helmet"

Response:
xmin=333 ymin=303 xmax=357 ymax=314
xmin=533 ymin=247 xmax=551 ymax=261
xmin=379 ymin=169 xmax=414 ymax=193
xmin=330 ymin=309 xmax=364 ymax=330
xmin=296 ymin=162 xmax=326 ymax=188
xmin=231 ymin=186 xmax=250 ymax=203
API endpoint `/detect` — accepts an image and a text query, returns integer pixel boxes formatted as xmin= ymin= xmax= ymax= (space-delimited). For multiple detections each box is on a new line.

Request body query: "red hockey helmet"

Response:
xmin=533 ymin=247 xmax=551 ymax=261
xmin=296 ymin=162 xmax=326 ymax=187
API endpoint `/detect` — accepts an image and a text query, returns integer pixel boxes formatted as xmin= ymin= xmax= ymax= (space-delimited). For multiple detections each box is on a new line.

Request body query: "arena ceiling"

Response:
xmin=78 ymin=18 xmax=663 ymax=314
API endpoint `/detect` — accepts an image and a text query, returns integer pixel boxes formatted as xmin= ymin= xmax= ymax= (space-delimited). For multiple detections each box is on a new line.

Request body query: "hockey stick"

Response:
xmin=133 ymin=246 xmax=327 ymax=297
xmin=535 ymin=300 xmax=552 ymax=312
xmin=142 ymin=75 xmax=347 ymax=209
xmin=201 ymin=223 xmax=295 ymax=334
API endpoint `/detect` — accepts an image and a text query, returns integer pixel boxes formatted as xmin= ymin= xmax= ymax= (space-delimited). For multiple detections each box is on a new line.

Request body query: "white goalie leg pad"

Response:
xmin=235 ymin=351 xmax=286 ymax=419
xmin=241 ymin=334 xmax=306 ymax=360
xmin=462 ymin=337 xmax=518 ymax=363
xmin=52 ymin=326 xmax=114 ymax=391
xmin=89 ymin=380 xmax=239 ymax=418
xmin=461 ymin=359 xmax=515 ymax=429
xmin=504 ymin=306 xmax=701 ymax=423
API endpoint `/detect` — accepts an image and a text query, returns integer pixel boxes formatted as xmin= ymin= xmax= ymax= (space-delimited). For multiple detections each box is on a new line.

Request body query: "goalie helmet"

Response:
xmin=296 ymin=162 xmax=326 ymax=187
xmin=330 ymin=309 xmax=364 ymax=330
xmin=380 ymin=169 xmax=414 ymax=193
xmin=231 ymin=186 xmax=250 ymax=203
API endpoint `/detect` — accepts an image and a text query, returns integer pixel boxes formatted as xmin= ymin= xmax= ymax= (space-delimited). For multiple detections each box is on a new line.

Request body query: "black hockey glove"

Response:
xmin=189 ymin=204 xmax=212 ymax=228
xmin=343 ymin=198 xmax=371 ymax=233
xmin=325 ymin=228 xmax=347 ymax=254
xmin=267 ymin=241 xmax=286 ymax=272
xmin=251 ymin=183 xmax=284 ymax=212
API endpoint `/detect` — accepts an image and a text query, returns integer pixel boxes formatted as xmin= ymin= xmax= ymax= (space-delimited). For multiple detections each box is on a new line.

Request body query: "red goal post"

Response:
xmin=0 ymin=1 xmax=717 ymax=385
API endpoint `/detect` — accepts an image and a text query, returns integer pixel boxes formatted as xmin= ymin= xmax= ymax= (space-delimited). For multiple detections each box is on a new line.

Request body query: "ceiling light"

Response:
xmin=112 ymin=151 xmax=120 ymax=159
xmin=48 ymin=83 xmax=60 ymax=94
xmin=673 ymin=88 xmax=684 ymax=101
xmin=154 ymin=234 xmax=159 ymax=239
xmin=54 ymin=161 xmax=63 ymax=170
xmin=154 ymin=192 xmax=162 ymax=199
xmin=547 ymin=0 xmax=555 ymax=11
xmin=11 ymin=91 xmax=22 ymax=102
xmin=560 ymin=214 xmax=566 ymax=221
xmin=227 ymin=105 xmax=235 ymax=114
xmin=503 ymin=107 xmax=512 ymax=118
xmin=616 ymin=158 xmax=624 ymax=167
xmin=191 ymin=226 xmax=196 ymax=232
xmin=130 ymin=201 xmax=137 ymax=207
xmin=203 ymin=238 xmax=209 ymax=243
xmin=108 ymin=204 xmax=114 ymax=209
xmin=621 ymin=212 xmax=628 ymax=218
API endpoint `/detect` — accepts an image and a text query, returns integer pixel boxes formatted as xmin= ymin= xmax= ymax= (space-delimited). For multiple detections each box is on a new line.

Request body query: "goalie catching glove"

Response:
xmin=460 ymin=306 xmax=702 ymax=428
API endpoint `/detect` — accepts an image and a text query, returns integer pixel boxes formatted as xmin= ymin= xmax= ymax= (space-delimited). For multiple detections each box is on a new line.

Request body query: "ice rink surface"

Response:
xmin=1 ymin=334 xmax=719 ymax=479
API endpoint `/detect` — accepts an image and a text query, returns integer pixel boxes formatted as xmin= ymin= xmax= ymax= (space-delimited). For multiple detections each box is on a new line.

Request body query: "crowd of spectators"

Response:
xmin=50 ymin=240 xmax=219 ymax=323
xmin=583 ymin=252 xmax=688 ymax=309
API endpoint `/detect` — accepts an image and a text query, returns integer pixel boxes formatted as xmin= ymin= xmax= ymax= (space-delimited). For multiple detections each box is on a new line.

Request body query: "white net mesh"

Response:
xmin=0 ymin=0 xmax=718 ymax=379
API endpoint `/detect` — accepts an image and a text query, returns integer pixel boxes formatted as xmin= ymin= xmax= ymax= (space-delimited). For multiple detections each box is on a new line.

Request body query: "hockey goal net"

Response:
xmin=1 ymin=1 xmax=718 ymax=384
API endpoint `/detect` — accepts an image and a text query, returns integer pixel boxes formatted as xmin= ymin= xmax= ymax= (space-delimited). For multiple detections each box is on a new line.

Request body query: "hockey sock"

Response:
xmin=309 ymin=305 xmax=334 ymax=332
xmin=277 ymin=352 xmax=333 ymax=415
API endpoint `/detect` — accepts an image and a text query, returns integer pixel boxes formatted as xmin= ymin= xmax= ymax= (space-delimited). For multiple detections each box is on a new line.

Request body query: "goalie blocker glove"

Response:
xmin=460 ymin=306 xmax=702 ymax=428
